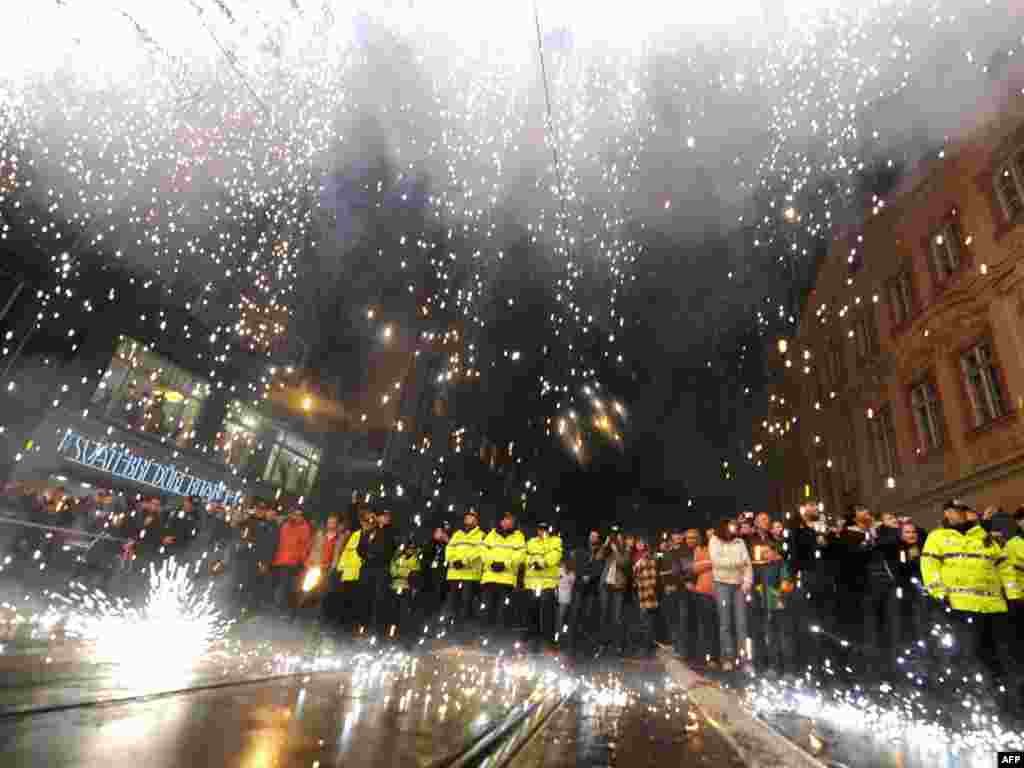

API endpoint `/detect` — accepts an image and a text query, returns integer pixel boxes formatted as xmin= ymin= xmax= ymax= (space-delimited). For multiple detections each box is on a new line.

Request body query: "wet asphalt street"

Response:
xmin=0 ymin=651 xmax=745 ymax=768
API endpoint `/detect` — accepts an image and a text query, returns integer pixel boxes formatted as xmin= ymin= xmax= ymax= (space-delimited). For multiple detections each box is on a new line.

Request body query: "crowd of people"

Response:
xmin=2 ymin=483 xmax=1023 ymax=715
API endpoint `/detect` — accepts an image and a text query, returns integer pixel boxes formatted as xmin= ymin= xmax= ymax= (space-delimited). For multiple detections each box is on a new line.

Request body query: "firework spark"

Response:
xmin=48 ymin=559 xmax=233 ymax=687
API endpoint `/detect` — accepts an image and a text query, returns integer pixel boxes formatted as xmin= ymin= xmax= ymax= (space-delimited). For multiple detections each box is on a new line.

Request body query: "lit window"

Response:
xmin=910 ymin=380 xmax=944 ymax=452
xmin=263 ymin=430 xmax=321 ymax=495
xmin=218 ymin=401 xmax=264 ymax=470
xmin=92 ymin=336 xmax=209 ymax=449
xmin=961 ymin=342 xmax=1006 ymax=428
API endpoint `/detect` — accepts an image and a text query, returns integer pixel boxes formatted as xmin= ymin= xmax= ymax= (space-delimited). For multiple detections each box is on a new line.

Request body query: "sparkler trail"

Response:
xmin=0 ymin=0 xmax=1018 ymax=477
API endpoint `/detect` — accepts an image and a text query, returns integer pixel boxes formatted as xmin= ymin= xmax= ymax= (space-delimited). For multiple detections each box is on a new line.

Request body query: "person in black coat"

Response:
xmin=235 ymin=503 xmax=279 ymax=614
xmin=358 ymin=507 xmax=399 ymax=638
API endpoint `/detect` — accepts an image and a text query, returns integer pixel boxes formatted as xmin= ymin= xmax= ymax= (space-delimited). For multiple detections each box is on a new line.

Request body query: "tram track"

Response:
xmin=430 ymin=687 xmax=575 ymax=768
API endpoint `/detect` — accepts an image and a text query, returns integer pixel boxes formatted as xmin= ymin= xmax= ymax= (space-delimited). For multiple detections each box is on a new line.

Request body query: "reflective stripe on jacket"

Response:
xmin=480 ymin=529 xmax=526 ymax=587
xmin=1001 ymin=534 xmax=1024 ymax=601
xmin=337 ymin=530 xmax=363 ymax=583
xmin=446 ymin=527 xmax=485 ymax=582
xmin=922 ymin=525 xmax=1007 ymax=613
xmin=523 ymin=534 xmax=562 ymax=591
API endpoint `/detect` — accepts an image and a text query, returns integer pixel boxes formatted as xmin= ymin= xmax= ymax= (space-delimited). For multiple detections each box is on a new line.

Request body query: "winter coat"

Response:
xmin=633 ymin=555 xmax=659 ymax=610
xmin=524 ymin=534 xmax=562 ymax=591
xmin=272 ymin=518 xmax=313 ymax=567
xmin=306 ymin=529 xmax=343 ymax=572
xmin=480 ymin=528 xmax=527 ymax=587
xmin=687 ymin=546 xmax=714 ymax=595
xmin=575 ymin=545 xmax=604 ymax=594
xmin=446 ymin=527 xmax=485 ymax=582
xmin=709 ymin=537 xmax=752 ymax=588
xmin=358 ymin=524 xmax=398 ymax=573
xmin=336 ymin=530 xmax=364 ymax=582
xmin=598 ymin=539 xmax=631 ymax=590
xmin=659 ymin=545 xmax=694 ymax=593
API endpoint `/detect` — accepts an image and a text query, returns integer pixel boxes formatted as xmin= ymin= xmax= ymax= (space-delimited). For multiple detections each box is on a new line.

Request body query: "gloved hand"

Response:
xmin=490 ymin=562 xmax=506 ymax=573
xmin=452 ymin=560 xmax=465 ymax=570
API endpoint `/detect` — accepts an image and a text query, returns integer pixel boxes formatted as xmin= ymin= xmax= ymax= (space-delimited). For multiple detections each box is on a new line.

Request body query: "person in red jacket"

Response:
xmin=271 ymin=508 xmax=313 ymax=621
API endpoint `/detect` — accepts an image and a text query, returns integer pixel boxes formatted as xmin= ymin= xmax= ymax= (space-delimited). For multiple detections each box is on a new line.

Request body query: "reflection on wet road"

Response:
xmin=0 ymin=652 xmax=746 ymax=768
xmin=0 ymin=652 xmax=546 ymax=768
xmin=497 ymin=661 xmax=745 ymax=768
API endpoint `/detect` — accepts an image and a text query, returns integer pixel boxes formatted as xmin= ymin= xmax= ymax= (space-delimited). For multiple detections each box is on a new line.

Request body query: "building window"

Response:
xmin=217 ymin=401 xmax=265 ymax=470
xmin=263 ymin=430 xmax=321 ymax=495
xmin=854 ymin=309 xmax=880 ymax=362
xmin=868 ymin=405 xmax=899 ymax=478
xmin=995 ymin=149 xmax=1024 ymax=223
xmin=960 ymin=341 xmax=1007 ymax=428
xmin=92 ymin=335 xmax=210 ymax=449
xmin=910 ymin=379 xmax=944 ymax=453
xmin=929 ymin=222 xmax=961 ymax=283
xmin=888 ymin=271 xmax=914 ymax=327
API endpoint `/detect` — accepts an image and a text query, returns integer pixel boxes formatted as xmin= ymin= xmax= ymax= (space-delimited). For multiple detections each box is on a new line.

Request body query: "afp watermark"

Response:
xmin=999 ymin=752 xmax=1024 ymax=766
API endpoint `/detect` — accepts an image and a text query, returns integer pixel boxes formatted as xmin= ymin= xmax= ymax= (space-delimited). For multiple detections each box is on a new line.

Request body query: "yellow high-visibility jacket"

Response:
xmin=523 ymin=533 xmax=562 ymax=591
xmin=922 ymin=524 xmax=1007 ymax=613
xmin=480 ymin=528 xmax=527 ymax=587
xmin=337 ymin=530 xmax=363 ymax=583
xmin=1001 ymin=534 xmax=1024 ymax=601
xmin=390 ymin=548 xmax=422 ymax=592
xmin=446 ymin=527 xmax=485 ymax=582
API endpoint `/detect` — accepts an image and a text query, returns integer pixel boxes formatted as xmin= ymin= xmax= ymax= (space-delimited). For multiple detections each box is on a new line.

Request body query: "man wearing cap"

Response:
xmin=524 ymin=520 xmax=563 ymax=653
xmin=923 ymin=499 xmax=1017 ymax=709
xmin=480 ymin=510 xmax=527 ymax=643
xmin=443 ymin=508 xmax=485 ymax=638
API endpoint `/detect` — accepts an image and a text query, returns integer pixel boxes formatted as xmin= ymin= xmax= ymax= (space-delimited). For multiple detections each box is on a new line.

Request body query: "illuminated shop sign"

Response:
xmin=57 ymin=428 xmax=242 ymax=503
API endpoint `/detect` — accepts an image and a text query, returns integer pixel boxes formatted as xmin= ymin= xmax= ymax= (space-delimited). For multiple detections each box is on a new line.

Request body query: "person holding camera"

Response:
xmin=596 ymin=526 xmax=631 ymax=657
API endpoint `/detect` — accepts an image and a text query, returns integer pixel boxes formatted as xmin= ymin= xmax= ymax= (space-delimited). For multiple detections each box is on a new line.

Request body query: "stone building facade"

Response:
xmin=773 ymin=93 xmax=1024 ymax=527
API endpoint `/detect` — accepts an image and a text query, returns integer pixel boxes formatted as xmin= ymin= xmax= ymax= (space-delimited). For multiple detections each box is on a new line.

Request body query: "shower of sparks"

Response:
xmin=744 ymin=675 xmax=1024 ymax=760
xmin=0 ymin=0 xmax=1018 ymax=479
xmin=46 ymin=559 xmax=232 ymax=685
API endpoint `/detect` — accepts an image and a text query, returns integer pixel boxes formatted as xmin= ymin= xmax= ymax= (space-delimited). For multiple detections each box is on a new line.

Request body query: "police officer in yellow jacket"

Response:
xmin=335 ymin=507 xmax=374 ymax=632
xmin=922 ymin=499 xmax=1016 ymax=706
xmin=444 ymin=508 xmax=485 ymax=637
xmin=480 ymin=511 xmax=526 ymax=640
xmin=1002 ymin=508 xmax=1024 ymax=691
xmin=390 ymin=535 xmax=422 ymax=640
xmin=524 ymin=521 xmax=562 ymax=652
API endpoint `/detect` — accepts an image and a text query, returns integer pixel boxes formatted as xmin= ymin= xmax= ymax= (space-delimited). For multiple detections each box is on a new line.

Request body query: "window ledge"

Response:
xmin=965 ymin=408 xmax=1019 ymax=441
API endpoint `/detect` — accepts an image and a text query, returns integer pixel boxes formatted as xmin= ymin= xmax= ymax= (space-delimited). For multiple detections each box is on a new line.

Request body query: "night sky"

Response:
xmin=1 ymin=1 xmax=1021 ymax=536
